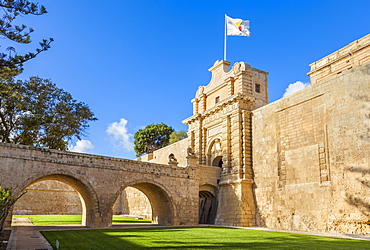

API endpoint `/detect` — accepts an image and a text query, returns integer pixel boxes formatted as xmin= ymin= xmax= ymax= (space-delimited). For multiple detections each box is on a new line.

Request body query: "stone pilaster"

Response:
xmin=226 ymin=77 xmax=234 ymax=96
xmin=221 ymin=115 xmax=231 ymax=173
xmin=241 ymin=110 xmax=253 ymax=180
xmin=230 ymin=111 xmax=242 ymax=174
xmin=191 ymin=98 xmax=199 ymax=115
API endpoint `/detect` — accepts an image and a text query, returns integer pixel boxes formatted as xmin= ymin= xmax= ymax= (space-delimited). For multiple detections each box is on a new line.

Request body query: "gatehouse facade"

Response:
xmin=142 ymin=34 xmax=370 ymax=234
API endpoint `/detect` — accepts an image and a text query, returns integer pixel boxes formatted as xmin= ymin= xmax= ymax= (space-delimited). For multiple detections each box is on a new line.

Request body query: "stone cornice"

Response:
xmin=183 ymin=93 xmax=255 ymax=124
xmin=308 ymin=33 xmax=370 ymax=75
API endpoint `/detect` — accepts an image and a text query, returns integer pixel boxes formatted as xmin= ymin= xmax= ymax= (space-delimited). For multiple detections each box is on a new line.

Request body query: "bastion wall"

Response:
xmin=252 ymin=61 xmax=370 ymax=234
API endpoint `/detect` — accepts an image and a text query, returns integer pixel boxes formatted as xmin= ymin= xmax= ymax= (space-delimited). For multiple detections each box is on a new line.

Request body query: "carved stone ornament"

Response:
xmin=233 ymin=62 xmax=241 ymax=74
xmin=210 ymin=139 xmax=222 ymax=156
xmin=233 ymin=62 xmax=251 ymax=74
xmin=196 ymin=86 xmax=204 ymax=98
xmin=168 ymin=153 xmax=178 ymax=165
xmin=187 ymin=147 xmax=196 ymax=156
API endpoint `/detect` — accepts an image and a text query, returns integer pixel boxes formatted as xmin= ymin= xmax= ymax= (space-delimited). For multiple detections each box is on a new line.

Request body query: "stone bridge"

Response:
xmin=0 ymin=142 xmax=220 ymax=228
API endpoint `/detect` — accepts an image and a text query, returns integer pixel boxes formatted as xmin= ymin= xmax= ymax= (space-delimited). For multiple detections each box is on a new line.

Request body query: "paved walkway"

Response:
xmin=6 ymin=218 xmax=53 ymax=250
xmin=6 ymin=218 xmax=370 ymax=249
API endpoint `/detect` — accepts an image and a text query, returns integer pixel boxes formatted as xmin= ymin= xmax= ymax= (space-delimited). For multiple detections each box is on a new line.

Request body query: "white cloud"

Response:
xmin=69 ymin=139 xmax=94 ymax=153
xmin=106 ymin=118 xmax=134 ymax=151
xmin=283 ymin=81 xmax=310 ymax=97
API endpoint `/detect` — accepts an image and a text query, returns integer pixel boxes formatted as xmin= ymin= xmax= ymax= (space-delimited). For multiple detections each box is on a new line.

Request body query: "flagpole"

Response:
xmin=224 ymin=14 xmax=227 ymax=61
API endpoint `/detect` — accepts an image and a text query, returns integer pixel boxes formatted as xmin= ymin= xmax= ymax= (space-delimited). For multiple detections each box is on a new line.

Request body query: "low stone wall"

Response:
xmin=138 ymin=138 xmax=190 ymax=167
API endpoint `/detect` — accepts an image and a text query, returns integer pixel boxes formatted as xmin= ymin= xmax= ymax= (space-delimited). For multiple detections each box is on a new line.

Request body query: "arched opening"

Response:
xmin=212 ymin=156 xmax=223 ymax=168
xmin=112 ymin=187 xmax=152 ymax=221
xmin=207 ymin=138 xmax=223 ymax=166
xmin=199 ymin=190 xmax=217 ymax=224
xmin=12 ymin=174 xmax=97 ymax=227
xmin=112 ymin=182 xmax=174 ymax=225
xmin=13 ymin=180 xmax=82 ymax=216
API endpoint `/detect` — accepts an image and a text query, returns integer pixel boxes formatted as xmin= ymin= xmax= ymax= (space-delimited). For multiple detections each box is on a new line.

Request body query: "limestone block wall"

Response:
xmin=13 ymin=180 xmax=82 ymax=215
xmin=252 ymin=61 xmax=370 ymax=234
xmin=138 ymin=138 xmax=190 ymax=167
xmin=112 ymin=187 xmax=152 ymax=219
xmin=198 ymin=165 xmax=221 ymax=189
xmin=308 ymin=33 xmax=370 ymax=84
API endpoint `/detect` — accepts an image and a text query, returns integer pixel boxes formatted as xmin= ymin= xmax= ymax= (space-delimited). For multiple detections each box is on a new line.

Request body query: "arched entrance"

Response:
xmin=212 ymin=156 xmax=223 ymax=168
xmin=199 ymin=191 xmax=217 ymax=224
xmin=113 ymin=182 xmax=174 ymax=225
xmin=207 ymin=138 xmax=223 ymax=167
xmin=12 ymin=174 xmax=98 ymax=227
xmin=112 ymin=186 xmax=152 ymax=219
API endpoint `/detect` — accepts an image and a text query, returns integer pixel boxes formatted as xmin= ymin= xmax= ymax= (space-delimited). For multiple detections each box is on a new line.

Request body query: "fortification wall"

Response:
xmin=252 ymin=61 xmax=370 ymax=234
xmin=308 ymin=34 xmax=370 ymax=84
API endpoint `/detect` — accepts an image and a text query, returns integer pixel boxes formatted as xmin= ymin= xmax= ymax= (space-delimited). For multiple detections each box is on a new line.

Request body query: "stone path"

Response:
xmin=6 ymin=218 xmax=53 ymax=250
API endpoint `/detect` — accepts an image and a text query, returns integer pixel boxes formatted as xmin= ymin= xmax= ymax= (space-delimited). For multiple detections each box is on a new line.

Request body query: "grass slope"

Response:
xmin=41 ymin=227 xmax=370 ymax=250
xmin=13 ymin=215 xmax=151 ymax=225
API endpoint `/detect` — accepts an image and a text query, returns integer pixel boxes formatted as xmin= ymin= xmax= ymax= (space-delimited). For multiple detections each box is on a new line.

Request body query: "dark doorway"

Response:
xmin=199 ymin=191 xmax=217 ymax=224
xmin=212 ymin=156 xmax=223 ymax=168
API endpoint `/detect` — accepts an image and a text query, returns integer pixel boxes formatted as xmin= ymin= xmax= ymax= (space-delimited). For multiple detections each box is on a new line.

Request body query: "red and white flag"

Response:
xmin=226 ymin=15 xmax=250 ymax=37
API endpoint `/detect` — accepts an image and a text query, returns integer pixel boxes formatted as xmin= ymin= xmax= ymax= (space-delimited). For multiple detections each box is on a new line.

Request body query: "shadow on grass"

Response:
xmin=41 ymin=227 xmax=370 ymax=250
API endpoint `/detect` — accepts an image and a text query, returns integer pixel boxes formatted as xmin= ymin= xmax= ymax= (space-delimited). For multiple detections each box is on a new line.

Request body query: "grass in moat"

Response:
xmin=13 ymin=215 xmax=151 ymax=225
xmin=40 ymin=227 xmax=370 ymax=250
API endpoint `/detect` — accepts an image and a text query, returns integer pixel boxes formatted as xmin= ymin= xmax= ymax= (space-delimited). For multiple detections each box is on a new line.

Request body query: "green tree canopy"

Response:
xmin=0 ymin=76 xmax=97 ymax=150
xmin=0 ymin=0 xmax=53 ymax=77
xmin=169 ymin=129 xmax=188 ymax=144
xmin=134 ymin=123 xmax=174 ymax=157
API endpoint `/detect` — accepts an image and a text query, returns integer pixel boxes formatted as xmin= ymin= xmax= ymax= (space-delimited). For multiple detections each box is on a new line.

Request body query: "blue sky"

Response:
xmin=6 ymin=0 xmax=370 ymax=159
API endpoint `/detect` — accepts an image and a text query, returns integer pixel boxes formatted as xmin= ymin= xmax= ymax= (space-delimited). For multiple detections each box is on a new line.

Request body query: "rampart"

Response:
xmin=252 ymin=61 xmax=370 ymax=234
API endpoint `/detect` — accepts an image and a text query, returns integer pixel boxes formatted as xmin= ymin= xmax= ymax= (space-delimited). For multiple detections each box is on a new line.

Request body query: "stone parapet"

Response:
xmin=308 ymin=33 xmax=370 ymax=84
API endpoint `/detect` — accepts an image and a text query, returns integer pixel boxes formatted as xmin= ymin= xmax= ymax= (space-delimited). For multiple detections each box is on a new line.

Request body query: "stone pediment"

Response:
xmin=196 ymin=60 xmax=252 ymax=97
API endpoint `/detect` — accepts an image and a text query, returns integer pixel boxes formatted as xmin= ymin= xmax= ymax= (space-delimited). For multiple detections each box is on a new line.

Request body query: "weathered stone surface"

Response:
xmin=308 ymin=34 xmax=370 ymax=84
xmin=253 ymin=61 xmax=370 ymax=235
xmin=0 ymin=142 xmax=218 ymax=228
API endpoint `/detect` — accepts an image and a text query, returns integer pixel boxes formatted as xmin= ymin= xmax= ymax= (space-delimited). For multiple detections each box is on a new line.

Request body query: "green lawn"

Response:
xmin=40 ymin=227 xmax=370 ymax=250
xmin=13 ymin=215 xmax=151 ymax=225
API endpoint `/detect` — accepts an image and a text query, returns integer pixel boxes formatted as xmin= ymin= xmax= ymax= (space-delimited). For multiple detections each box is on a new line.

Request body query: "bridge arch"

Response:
xmin=14 ymin=169 xmax=99 ymax=228
xmin=111 ymin=179 xmax=175 ymax=225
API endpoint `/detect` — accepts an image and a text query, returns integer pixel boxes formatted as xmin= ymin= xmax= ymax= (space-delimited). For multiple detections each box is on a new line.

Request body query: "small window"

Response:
xmin=255 ymin=84 xmax=261 ymax=93
xmin=215 ymin=96 xmax=220 ymax=104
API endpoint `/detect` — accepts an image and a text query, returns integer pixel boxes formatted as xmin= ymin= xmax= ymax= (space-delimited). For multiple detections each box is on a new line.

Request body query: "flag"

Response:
xmin=226 ymin=15 xmax=250 ymax=37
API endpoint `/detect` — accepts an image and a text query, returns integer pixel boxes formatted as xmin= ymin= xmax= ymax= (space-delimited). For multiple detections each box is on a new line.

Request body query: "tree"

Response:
xmin=0 ymin=0 xmax=53 ymax=77
xmin=169 ymin=129 xmax=188 ymax=144
xmin=0 ymin=186 xmax=25 ymax=233
xmin=0 ymin=76 xmax=97 ymax=150
xmin=134 ymin=123 xmax=174 ymax=157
